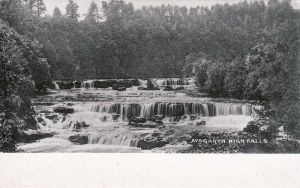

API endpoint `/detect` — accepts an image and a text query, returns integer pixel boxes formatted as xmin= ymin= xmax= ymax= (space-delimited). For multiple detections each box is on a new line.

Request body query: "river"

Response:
xmin=19 ymin=78 xmax=262 ymax=153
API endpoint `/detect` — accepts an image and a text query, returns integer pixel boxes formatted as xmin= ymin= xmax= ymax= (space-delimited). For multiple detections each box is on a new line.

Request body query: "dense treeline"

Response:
xmin=0 ymin=19 xmax=48 ymax=151
xmin=0 ymin=0 xmax=299 ymax=151
xmin=0 ymin=0 xmax=51 ymax=151
xmin=1 ymin=0 xmax=298 ymax=80
xmin=183 ymin=0 xmax=300 ymax=137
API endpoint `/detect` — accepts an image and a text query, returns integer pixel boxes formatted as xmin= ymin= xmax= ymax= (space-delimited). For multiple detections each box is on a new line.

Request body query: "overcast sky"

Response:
xmin=44 ymin=0 xmax=300 ymax=18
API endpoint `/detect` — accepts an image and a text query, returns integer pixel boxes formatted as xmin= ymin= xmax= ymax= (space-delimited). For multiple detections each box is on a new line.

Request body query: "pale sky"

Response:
xmin=44 ymin=0 xmax=300 ymax=18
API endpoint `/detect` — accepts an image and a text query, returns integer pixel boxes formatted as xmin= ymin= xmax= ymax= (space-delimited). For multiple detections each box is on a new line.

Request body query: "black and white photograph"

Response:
xmin=0 ymin=0 xmax=299 ymax=154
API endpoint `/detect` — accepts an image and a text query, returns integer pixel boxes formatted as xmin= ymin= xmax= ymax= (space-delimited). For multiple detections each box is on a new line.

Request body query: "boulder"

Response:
xmin=117 ymin=87 xmax=126 ymax=91
xmin=45 ymin=114 xmax=59 ymax=120
xmin=107 ymin=79 xmax=118 ymax=86
xmin=112 ymin=80 xmax=133 ymax=90
xmin=17 ymin=131 xmax=54 ymax=143
xmin=137 ymin=138 xmax=168 ymax=150
xmin=163 ymin=86 xmax=174 ymax=91
xmin=73 ymin=81 xmax=82 ymax=88
xmin=54 ymin=107 xmax=74 ymax=114
xmin=70 ymin=121 xmax=90 ymax=130
xmin=69 ymin=135 xmax=89 ymax=144
xmin=190 ymin=115 xmax=197 ymax=121
xmin=131 ymin=79 xmax=139 ymax=86
xmin=118 ymin=80 xmax=133 ymax=88
xmin=175 ymin=86 xmax=185 ymax=91
xmin=93 ymin=81 xmax=110 ymax=88
xmin=57 ymin=81 xmax=73 ymax=89
xmin=129 ymin=117 xmax=147 ymax=124
xmin=146 ymin=79 xmax=155 ymax=88
xmin=112 ymin=85 xmax=119 ymax=90
xmin=129 ymin=120 xmax=162 ymax=128
xmin=137 ymin=86 xmax=160 ymax=91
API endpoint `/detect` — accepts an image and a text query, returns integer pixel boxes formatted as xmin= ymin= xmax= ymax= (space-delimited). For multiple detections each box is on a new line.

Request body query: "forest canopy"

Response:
xmin=2 ymin=0 xmax=298 ymax=80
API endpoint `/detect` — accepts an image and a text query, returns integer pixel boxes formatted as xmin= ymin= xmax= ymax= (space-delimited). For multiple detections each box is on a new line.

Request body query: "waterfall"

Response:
xmin=88 ymin=134 xmax=139 ymax=147
xmin=81 ymin=80 xmax=94 ymax=89
xmin=72 ymin=81 xmax=77 ymax=89
xmin=90 ymin=102 xmax=256 ymax=122
xmin=154 ymin=78 xmax=186 ymax=86
xmin=91 ymin=103 xmax=141 ymax=121
xmin=138 ymin=79 xmax=148 ymax=87
xmin=53 ymin=81 xmax=60 ymax=90
xmin=214 ymin=103 xmax=253 ymax=116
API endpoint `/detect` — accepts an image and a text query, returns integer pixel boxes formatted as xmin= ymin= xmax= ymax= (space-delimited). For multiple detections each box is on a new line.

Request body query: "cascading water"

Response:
xmin=90 ymin=102 xmax=256 ymax=122
xmin=138 ymin=79 xmax=148 ymax=87
xmin=154 ymin=78 xmax=187 ymax=86
xmin=22 ymin=78 xmax=264 ymax=152
xmin=53 ymin=81 xmax=60 ymax=90
xmin=88 ymin=134 xmax=139 ymax=147
xmin=81 ymin=80 xmax=94 ymax=89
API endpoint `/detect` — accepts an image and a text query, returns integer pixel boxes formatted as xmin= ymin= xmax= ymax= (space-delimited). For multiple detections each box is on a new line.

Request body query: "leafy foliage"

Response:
xmin=0 ymin=20 xmax=42 ymax=151
xmin=187 ymin=0 xmax=299 ymax=136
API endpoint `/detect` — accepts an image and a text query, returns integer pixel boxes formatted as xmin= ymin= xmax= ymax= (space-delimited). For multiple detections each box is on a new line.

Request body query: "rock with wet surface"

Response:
xmin=137 ymin=137 xmax=168 ymax=150
xmin=69 ymin=121 xmax=90 ymax=131
xmin=17 ymin=131 xmax=55 ymax=143
xmin=69 ymin=135 xmax=89 ymax=144
xmin=175 ymin=86 xmax=185 ymax=91
xmin=163 ymin=86 xmax=174 ymax=91
xmin=53 ymin=107 xmax=74 ymax=114
xmin=45 ymin=114 xmax=59 ymax=121
xmin=128 ymin=117 xmax=163 ymax=128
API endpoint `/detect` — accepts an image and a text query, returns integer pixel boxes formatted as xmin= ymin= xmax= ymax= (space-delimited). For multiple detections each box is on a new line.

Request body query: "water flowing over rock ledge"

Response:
xmin=20 ymin=78 xmax=289 ymax=153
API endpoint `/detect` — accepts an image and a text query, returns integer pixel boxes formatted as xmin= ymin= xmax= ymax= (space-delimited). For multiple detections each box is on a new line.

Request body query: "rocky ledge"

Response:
xmin=128 ymin=117 xmax=165 ymax=128
xmin=69 ymin=134 xmax=89 ymax=144
xmin=17 ymin=130 xmax=56 ymax=144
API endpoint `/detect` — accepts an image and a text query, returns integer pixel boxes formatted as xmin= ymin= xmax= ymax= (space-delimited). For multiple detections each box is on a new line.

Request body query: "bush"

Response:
xmin=0 ymin=116 xmax=19 ymax=152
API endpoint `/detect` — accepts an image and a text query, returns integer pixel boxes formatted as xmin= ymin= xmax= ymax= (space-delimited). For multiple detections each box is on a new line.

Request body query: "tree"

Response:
xmin=53 ymin=7 xmax=62 ymax=17
xmin=194 ymin=58 xmax=210 ymax=88
xmin=25 ymin=0 xmax=46 ymax=17
xmin=0 ymin=20 xmax=42 ymax=151
xmin=34 ymin=0 xmax=46 ymax=17
xmin=66 ymin=0 xmax=79 ymax=20
xmin=205 ymin=62 xmax=227 ymax=97
xmin=85 ymin=1 xmax=100 ymax=22
xmin=224 ymin=58 xmax=247 ymax=99
xmin=0 ymin=0 xmax=37 ymax=36
xmin=183 ymin=53 xmax=201 ymax=77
